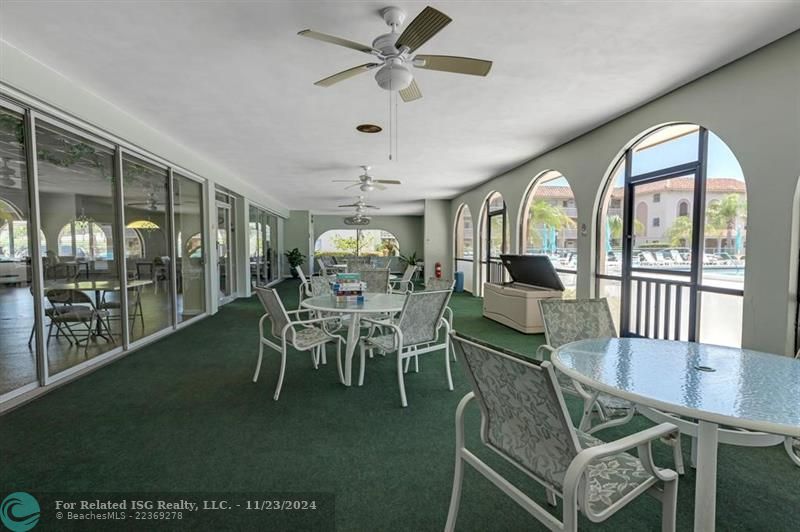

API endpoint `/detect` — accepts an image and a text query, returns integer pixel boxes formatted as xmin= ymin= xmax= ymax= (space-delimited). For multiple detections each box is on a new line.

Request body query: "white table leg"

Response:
xmin=694 ymin=420 xmax=719 ymax=531
xmin=343 ymin=314 xmax=361 ymax=386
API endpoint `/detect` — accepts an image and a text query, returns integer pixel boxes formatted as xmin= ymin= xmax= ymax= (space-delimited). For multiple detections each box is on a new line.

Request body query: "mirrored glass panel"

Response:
xmin=174 ymin=173 xmax=205 ymax=322
xmin=0 ymin=106 xmax=38 ymax=396
xmin=36 ymin=120 xmax=118 ymax=374
xmin=122 ymin=155 xmax=172 ymax=340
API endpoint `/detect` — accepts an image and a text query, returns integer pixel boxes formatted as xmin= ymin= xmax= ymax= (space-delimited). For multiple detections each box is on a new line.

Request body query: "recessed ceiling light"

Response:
xmin=356 ymin=124 xmax=382 ymax=133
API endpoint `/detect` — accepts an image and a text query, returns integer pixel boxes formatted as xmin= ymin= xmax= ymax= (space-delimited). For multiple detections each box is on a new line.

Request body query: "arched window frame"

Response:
xmin=594 ymin=122 xmax=747 ymax=346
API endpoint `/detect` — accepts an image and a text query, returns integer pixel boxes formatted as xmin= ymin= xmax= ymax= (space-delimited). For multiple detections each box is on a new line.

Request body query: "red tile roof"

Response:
xmin=535 ymin=177 xmax=745 ymax=200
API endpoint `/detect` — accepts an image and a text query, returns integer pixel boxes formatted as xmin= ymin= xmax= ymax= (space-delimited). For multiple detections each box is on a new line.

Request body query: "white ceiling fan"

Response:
xmin=333 ymin=166 xmax=401 ymax=192
xmin=338 ymin=195 xmax=380 ymax=211
xmin=299 ymin=5 xmax=492 ymax=102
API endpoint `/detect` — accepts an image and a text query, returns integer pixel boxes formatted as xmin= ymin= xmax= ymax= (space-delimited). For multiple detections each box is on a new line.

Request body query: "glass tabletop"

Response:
xmin=301 ymin=293 xmax=406 ymax=314
xmin=553 ymin=338 xmax=800 ymax=436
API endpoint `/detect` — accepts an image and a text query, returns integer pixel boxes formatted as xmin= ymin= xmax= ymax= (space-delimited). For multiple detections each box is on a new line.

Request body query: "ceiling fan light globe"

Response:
xmin=360 ymin=183 xmax=375 ymax=192
xmin=374 ymin=63 xmax=413 ymax=91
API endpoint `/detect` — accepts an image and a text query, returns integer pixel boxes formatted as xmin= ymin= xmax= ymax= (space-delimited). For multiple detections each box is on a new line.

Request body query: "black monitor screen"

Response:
xmin=499 ymin=254 xmax=565 ymax=291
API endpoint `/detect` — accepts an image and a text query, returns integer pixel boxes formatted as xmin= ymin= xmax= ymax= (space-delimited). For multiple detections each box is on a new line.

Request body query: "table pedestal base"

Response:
xmin=694 ymin=420 xmax=719 ymax=531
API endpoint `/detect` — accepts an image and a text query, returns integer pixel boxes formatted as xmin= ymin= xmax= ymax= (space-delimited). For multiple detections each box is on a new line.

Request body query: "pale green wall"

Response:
xmin=283 ymin=210 xmax=313 ymax=276
xmin=423 ymin=200 xmax=452 ymax=280
xmin=449 ymin=31 xmax=800 ymax=355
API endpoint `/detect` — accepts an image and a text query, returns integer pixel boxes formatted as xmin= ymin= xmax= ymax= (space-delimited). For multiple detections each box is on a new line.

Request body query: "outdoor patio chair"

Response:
xmin=358 ymin=289 xmax=453 ymax=407
xmin=316 ymin=257 xmax=329 ymax=277
xmin=446 ymin=333 xmax=679 ymax=532
xmin=44 ymin=288 xmax=114 ymax=355
xmin=390 ymin=264 xmax=417 ymax=293
xmin=538 ymin=298 xmax=637 ymax=434
xmin=252 ymin=287 xmax=343 ymax=400
xmin=296 ymin=265 xmax=311 ymax=303
xmin=785 ymin=350 xmax=800 ymax=467
xmin=425 ymin=277 xmax=456 ymax=361
xmin=358 ymin=268 xmax=390 ymax=293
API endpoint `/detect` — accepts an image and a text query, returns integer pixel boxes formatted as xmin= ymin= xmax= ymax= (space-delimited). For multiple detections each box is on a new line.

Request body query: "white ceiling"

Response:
xmin=1 ymin=1 xmax=799 ymax=215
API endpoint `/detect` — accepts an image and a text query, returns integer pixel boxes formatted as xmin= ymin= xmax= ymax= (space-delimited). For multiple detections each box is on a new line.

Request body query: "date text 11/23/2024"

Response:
xmin=53 ymin=499 xmax=319 ymax=511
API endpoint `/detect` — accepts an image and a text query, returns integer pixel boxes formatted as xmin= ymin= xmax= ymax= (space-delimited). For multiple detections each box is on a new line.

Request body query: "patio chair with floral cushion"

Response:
xmin=537 ymin=298 xmax=637 ymax=434
xmin=358 ymin=289 xmax=453 ymax=407
xmin=446 ymin=332 xmax=679 ymax=532
xmin=390 ymin=264 xmax=417 ymax=293
xmin=786 ymin=350 xmax=800 ymax=466
xmin=252 ymin=287 xmax=343 ymax=400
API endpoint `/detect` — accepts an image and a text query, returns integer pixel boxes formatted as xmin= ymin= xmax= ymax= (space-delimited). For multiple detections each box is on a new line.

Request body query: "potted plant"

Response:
xmin=284 ymin=247 xmax=306 ymax=278
xmin=399 ymin=251 xmax=419 ymax=268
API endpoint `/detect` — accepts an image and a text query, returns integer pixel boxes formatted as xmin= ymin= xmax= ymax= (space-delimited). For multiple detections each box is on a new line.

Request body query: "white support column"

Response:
xmin=206 ymin=179 xmax=219 ymax=315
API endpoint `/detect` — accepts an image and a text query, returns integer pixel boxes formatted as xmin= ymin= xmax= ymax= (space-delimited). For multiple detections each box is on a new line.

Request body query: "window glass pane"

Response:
xmin=521 ymin=171 xmax=577 ymax=272
xmin=700 ymin=132 xmax=746 ymax=290
xmin=249 ymin=205 xmax=274 ymax=287
xmin=36 ymin=120 xmax=118 ymax=374
xmin=699 ymin=291 xmax=742 ymax=347
xmin=123 ymin=155 xmax=172 ymax=340
xmin=631 ymin=174 xmax=694 ymax=272
xmin=455 ymin=206 xmax=473 ymax=259
xmin=0 ymin=106 xmax=37 ymax=396
xmin=487 ymin=192 xmax=504 ymax=213
xmin=631 ymin=124 xmax=699 ymax=175
xmin=314 ymin=229 xmax=400 ymax=257
xmin=597 ymin=278 xmax=622 ymax=333
xmin=174 ymin=173 xmax=205 ymax=322
xmin=597 ymin=159 xmax=624 ymax=276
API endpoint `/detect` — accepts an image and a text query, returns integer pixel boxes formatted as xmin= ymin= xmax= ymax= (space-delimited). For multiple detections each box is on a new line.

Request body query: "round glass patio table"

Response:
xmin=552 ymin=337 xmax=800 ymax=532
xmin=301 ymin=294 xmax=406 ymax=386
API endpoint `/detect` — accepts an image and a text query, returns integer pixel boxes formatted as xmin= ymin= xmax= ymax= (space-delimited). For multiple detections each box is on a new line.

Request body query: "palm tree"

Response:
xmin=706 ymin=194 xmax=746 ymax=248
xmin=527 ymin=200 xmax=575 ymax=247
xmin=666 ymin=215 xmax=693 ymax=246
xmin=606 ymin=214 xmax=645 ymax=243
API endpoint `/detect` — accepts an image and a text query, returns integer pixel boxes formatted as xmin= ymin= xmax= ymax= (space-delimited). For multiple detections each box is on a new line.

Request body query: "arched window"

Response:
xmin=596 ymin=123 xmax=746 ymax=346
xmin=520 ymin=170 xmax=577 ymax=297
xmin=480 ymin=192 xmax=508 ymax=286
xmin=453 ymin=204 xmax=473 ymax=293
xmin=57 ymin=221 xmax=112 ymax=259
xmin=315 ymin=229 xmax=399 ymax=257
xmin=0 ymin=199 xmax=46 ymax=258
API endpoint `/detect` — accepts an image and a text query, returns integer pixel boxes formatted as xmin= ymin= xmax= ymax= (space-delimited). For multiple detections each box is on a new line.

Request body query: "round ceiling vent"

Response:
xmin=356 ymin=124 xmax=382 ymax=134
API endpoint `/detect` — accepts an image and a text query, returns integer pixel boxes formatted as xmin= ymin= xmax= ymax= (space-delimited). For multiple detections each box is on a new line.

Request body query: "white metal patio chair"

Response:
xmin=537 ymin=298 xmax=638 ymax=434
xmin=252 ymin=287 xmax=343 ymax=400
xmin=358 ymin=268 xmax=391 ymax=294
xmin=784 ymin=349 xmax=800 ymax=466
xmin=358 ymin=289 xmax=453 ymax=407
xmin=390 ymin=264 xmax=417 ymax=293
xmin=446 ymin=333 xmax=680 ymax=532
xmin=425 ymin=277 xmax=456 ymax=361
xmin=295 ymin=266 xmax=311 ymax=304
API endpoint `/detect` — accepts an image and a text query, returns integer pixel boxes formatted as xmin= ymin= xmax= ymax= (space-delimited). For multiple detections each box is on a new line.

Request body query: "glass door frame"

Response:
xmin=484 ymin=198 xmax=507 ymax=285
xmin=616 ymin=126 xmax=745 ymax=341
xmin=216 ymin=201 xmax=234 ymax=304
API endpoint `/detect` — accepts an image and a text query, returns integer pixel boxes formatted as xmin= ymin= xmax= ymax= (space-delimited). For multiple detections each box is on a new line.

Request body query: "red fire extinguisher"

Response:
xmin=435 ymin=262 xmax=442 ymax=278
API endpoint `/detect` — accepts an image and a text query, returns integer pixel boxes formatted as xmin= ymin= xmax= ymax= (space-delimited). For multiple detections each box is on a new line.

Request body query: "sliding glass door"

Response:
xmin=122 ymin=154 xmax=173 ymax=341
xmin=173 ymin=173 xmax=205 ymax=322
xmin=0 ymin=104 xmax=37 ymax=397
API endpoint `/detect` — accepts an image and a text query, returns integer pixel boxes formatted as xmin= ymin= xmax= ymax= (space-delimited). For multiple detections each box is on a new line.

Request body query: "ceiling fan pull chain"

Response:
xmin=388 ymin=89 xmax=393 ymax=161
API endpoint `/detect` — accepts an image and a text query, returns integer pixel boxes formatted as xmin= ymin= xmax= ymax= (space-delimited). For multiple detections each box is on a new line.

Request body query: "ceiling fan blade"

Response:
xmin=345 ymin=183 xmax=362 ymax=189
xmin=399 ymin=78 xmax=422 ymax=102
xmin=314 ymin=63 xmax=381 ymax=87
xmin=374 ymin=179 xmax=402 ymax=185
xmin=395 ymin=6 xmax=452 ymax=53
xmin=337 ymin=204 xmax=358 ymax=208
xmin=364 ymin=205 xmax=380 ymax=210
xmin=332 ymin=179 xmax=359 ymax=183
xmin=414 ymin=55 xmax=492 ymax=76
xmin=371 ymin=184 xmax=387 ymax=191
xmin=298 ymin=29 xmax=378 ymax=55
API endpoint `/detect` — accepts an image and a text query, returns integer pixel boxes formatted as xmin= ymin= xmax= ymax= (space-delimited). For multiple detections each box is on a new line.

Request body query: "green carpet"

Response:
xmin=1 ymin=280 xmax=797 ymax=531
